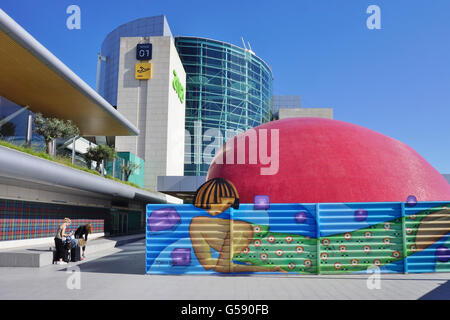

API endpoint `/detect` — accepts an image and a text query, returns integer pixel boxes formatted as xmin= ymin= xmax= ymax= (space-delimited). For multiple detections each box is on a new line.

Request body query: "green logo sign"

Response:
xmin=172 ymin=70 xmax=185 ymax=104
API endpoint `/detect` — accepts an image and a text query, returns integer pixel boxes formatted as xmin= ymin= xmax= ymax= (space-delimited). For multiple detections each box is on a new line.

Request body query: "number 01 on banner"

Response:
xmin=135 ymin=63 xmax=152 ymax=80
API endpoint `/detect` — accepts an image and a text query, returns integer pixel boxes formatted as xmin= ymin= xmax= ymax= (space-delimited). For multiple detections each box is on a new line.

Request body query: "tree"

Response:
xmin=33 ymin=113 xmax=79 ymax=155
xmin=119 ymin=161 xmax=141 ymax=181
xmin=84 ymin=144 xmax=117 ymax=173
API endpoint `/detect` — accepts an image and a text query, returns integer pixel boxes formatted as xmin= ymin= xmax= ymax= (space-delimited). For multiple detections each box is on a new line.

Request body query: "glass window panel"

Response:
xmin=205 ymin=76 xmax=223 ymax=86
xmin=180 ymin=46 xmax=200 ymax=55
xmin=203 ymin=48 xmax=224 ymax=60
xmin=184 ymin=65 xmax=199 ymax=74
xmin=204 ymin=85 xmax=225 ymax=95
xmin=202 ymin=66 xmax=222 ymax=76
xmin=181 ymin=55 xmax=199 ymax=63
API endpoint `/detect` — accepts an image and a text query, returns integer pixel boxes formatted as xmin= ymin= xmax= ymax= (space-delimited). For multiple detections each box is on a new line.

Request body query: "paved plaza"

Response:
xmin=0 ymin=239 xmax=449 ymax=300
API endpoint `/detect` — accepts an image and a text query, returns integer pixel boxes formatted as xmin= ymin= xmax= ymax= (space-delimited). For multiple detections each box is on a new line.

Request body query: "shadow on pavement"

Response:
xmin=57 ymin=239 xmax=450 ymax=283
xmin=419 ymin=280 xmax=450 ymax=300
xmin=58 ymin=240 xmax=146 ymax=275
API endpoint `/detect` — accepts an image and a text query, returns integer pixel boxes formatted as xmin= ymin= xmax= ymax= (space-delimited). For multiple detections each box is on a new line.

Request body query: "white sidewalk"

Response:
xmin=0 ymin=239 xmax=449 ymax=300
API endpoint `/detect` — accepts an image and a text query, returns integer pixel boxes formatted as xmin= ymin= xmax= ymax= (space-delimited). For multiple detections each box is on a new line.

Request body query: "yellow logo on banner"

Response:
xmin=135 ymin=63 xmax=152 ymax=80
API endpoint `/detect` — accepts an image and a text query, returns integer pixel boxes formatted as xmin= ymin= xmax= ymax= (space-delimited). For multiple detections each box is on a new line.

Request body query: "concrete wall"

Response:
xmin=166 ymin=39 xmax=186 ymax=175
xmin=272 ymin=95 xmax=301 ymax=115
xmin=272 ymin=95 xmax=333 ymax=120
xmin=277 ymin=108 xmax=334 ymax=120
xmin=0 ymin=177 xmax=110 ymax=208
xmin=115 ymin=36 xmax=186 ymax=191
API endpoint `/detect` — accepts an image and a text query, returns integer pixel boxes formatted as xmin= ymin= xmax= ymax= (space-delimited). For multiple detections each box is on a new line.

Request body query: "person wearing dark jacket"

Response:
xmin=74 ymin=223 xmax=92 ymax=258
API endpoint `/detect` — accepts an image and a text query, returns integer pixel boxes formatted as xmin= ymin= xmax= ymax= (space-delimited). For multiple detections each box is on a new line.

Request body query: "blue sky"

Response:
xmin=2 ymin=0 xmax=450 ymax=173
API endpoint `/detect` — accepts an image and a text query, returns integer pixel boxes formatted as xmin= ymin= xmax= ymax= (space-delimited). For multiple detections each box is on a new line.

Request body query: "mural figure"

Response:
xmin=190 ymin=178 xmax=287 ymax=273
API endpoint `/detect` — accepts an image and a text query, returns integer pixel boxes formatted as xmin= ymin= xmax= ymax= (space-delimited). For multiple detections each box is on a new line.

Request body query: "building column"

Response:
xmin=71 ymin=136 xmax=79 ymax=164
xmin=25 ymin=112 xmax=33 ymax=146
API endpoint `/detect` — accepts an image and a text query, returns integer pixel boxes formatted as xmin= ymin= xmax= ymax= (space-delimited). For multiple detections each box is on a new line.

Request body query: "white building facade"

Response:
xmin=114 ymin=36 xmax=186 ymax=190
xmin=98 ymin=16 xmax=186 ymax=191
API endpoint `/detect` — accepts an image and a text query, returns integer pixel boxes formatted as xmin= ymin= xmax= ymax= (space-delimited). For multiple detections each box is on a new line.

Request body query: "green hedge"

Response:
xmin=0 ymin=140 xmax=152 ymax=191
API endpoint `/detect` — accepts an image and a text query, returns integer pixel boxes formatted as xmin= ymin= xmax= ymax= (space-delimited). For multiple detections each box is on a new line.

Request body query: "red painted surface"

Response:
xmin=207 ymin=118 xmax=450 ymax=203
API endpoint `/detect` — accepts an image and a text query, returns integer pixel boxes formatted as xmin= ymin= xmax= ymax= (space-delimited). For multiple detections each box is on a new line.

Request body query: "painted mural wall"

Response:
xmin=146 ymin=201 xmax=450 ymax=274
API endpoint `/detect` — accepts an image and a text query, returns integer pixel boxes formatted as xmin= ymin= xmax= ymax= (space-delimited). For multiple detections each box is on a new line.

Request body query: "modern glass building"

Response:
xmin=175 ymin=37 xmax=273 ymax=176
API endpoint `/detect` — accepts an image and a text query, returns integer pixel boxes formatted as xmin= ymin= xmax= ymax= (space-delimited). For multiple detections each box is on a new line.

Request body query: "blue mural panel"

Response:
xmin=146 ymin=201 xmax=450 ymax=275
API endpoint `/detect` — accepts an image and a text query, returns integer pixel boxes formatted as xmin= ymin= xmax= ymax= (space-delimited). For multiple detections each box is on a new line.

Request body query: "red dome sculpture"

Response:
xmin=207 ymin=118 xmax=450 ymax=203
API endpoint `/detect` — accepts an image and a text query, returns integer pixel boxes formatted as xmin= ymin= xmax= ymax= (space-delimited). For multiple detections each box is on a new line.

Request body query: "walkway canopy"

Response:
xmin=0 ymin=9 xmax=138 ymax=136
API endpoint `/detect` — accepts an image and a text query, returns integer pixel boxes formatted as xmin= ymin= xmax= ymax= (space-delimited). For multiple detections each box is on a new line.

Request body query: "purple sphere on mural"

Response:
xmin=295 ymin=211 xmax=307 ymax=224
xmin=147 ymin=207 xmax=180 ymax=232
xmin=171 ymin=248 xmax=191 ymax=266
xmin=354 ymin=209 xmax=368 ymax=222
xmin=436 ymin=246 xmax=450 ymax=263
xmin=254 ymin=195 xmax=270 ymax=210
xmin=406 ymin=195 xmax=418 ymax=207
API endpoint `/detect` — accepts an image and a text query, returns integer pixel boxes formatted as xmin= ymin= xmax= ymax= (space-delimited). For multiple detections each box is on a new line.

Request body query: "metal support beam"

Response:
xmin=112 ymin=157 xmax=116 ymax=178
xmin=95 ymin=53 xmax=107 ymax=93
xmin=121 ymin=158 xmax=125 ymax=181
xmin=71 ymin=136 xmax=79 ymax=165
xmin=25 ymin=112 xmax=32 ymax=146
xmin=51 ymin=139 xmax=56 ymax=157
xmin=0 ymin=105 xmax=29 ymax=128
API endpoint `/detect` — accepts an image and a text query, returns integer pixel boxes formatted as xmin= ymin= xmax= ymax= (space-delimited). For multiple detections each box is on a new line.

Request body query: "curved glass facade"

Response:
xmin=175 ymin=37 xmax=273 ymax=176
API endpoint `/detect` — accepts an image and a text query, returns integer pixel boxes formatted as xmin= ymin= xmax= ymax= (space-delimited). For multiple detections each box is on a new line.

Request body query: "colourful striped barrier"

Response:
xmin=146 ymin=201 xmax=450 ymax=274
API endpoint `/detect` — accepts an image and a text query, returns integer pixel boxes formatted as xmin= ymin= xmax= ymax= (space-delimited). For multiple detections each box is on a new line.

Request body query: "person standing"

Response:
xmin=54 ymin=218 xmax=71 ymax=264
xmin=74 ymin=223 xmax=92 ymax=259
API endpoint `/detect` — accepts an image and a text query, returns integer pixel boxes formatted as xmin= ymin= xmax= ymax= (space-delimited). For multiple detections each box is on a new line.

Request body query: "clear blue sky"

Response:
xmin=2 ymin=0 xmax=450 ymax=173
